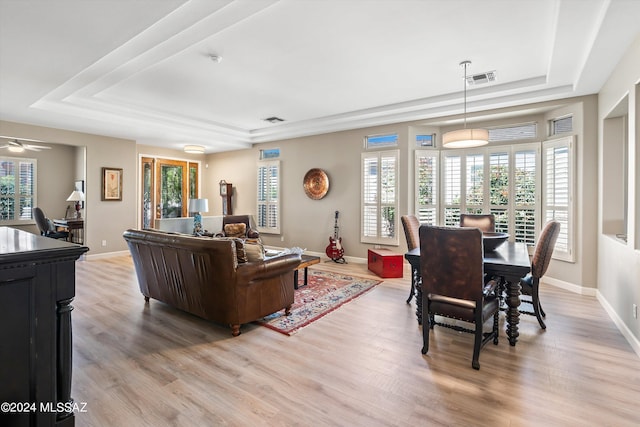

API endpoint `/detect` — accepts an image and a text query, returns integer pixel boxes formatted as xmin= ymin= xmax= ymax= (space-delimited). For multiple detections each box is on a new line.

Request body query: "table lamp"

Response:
xmin=66 ymin=190 xmax=85 ymax=218
xmin=188 ymin=198 xmax=209 ymax=235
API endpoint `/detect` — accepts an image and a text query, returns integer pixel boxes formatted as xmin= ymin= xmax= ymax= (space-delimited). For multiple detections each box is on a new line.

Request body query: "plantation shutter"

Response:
xmin=415 ymin=150 xmax=438 ymax=225
xmin=256 ymin=160 xmax=280 ymax=234
xmin=488 ymin=149 xmax=509 ymax=233
xmin=361 ymin=150 xmax=399 ymax=245
xmin=513 ymin=146 xmax=539 ymax=245
xmin=1 ymin=157 xmax=36 ymax=223
xmin=442 ymin=153 xmax=462 ymax=226
xmin=542 ymin=136 xmax=574 ymax=261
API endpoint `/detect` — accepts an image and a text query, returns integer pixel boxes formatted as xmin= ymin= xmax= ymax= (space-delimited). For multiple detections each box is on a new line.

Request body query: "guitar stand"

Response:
xmin=331 ymin=257 xmax=347 ymax=264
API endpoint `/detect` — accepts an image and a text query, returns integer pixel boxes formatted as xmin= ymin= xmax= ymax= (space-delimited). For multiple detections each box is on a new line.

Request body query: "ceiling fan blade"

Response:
xmin=25 ymin=144 xmax=51 ymax=150
xmin=0 ymin=135 xmax=45 ymax=143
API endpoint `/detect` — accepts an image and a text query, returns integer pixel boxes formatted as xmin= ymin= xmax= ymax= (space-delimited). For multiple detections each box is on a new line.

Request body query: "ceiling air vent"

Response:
xmin=263 ymin=116 xmax=285 ymax=123
xmin=466 ymin=71 xmax=496 ymax=86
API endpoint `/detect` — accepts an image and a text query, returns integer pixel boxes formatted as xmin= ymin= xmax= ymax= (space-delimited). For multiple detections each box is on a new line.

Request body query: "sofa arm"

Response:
xmin=236 ymin=253 xmax=301 ymax=282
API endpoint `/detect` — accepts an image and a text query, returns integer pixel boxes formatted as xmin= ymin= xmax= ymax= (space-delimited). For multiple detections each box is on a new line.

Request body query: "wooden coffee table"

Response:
xmin=294 ymin=254 xmax=321 ymax=289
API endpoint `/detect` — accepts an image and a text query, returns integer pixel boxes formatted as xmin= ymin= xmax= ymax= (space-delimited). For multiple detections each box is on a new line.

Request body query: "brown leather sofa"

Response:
xmin=123 ymin=229 xmax=301 ymax=336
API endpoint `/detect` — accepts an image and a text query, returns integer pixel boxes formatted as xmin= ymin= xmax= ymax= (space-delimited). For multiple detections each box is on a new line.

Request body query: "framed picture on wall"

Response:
xmin=74 ymin=180 xmax=85 ymax=209
xmin=101 ymin=167 xmax=123 ymax=201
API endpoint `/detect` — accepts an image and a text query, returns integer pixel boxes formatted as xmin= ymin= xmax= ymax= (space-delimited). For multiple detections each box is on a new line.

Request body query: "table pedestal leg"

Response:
xmin=505 ymin=279 xmax=521 ymax=346
xmin=415 ymin=276 xmax=423 ymax=325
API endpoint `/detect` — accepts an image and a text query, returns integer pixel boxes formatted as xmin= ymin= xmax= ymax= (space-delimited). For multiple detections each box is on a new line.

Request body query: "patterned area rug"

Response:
xmin=256 ymin=269 xmax=382 ymax=335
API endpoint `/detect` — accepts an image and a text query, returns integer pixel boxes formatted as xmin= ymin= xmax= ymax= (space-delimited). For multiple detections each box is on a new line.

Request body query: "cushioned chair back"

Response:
xmin=33 ymin=207 xmax=49 ymax=235
xmin=460 ymin=213 xmax=495 ymax=233
xmin=420 ymin=225 xmax=484 ymax=303
xmin=531 ymin=220 xmax=560 ymax=279
xmin=401 ymin=215 xmax=420 ymax=251
xmin=222 ymin=215 xmax=251 ymax=233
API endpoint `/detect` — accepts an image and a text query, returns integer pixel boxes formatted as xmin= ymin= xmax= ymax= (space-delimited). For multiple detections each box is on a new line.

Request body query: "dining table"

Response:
xmin=405 ymin=241 xmax=531 ymax=346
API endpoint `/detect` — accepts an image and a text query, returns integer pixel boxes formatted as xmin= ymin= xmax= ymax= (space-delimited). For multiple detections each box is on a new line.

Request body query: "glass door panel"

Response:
xmin=155 ymin=159 xmax=188 ymax=219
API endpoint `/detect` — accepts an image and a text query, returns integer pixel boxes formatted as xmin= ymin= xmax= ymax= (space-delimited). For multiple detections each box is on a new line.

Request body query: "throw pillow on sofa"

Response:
xmin=244 ymin=238 xmax=265 ymax=261
xmin=224 ymin=222 xmax=247 ymax=238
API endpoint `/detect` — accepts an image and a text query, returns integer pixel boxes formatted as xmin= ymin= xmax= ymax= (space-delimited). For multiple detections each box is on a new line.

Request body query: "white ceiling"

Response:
xmin=1 ymin=0 xmax=639 ymax=153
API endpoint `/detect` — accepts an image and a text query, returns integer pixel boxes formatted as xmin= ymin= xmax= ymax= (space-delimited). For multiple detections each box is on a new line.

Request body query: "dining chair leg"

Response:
xmin=421 ymin=315 xmax=430 ymax=355
xmin=472 ymin=325 xmax=482 ymax=370
xmin=531 ymin=288 xmax=547 ymax=329
xmin=406 ymin=266 xmax=417 ymax=304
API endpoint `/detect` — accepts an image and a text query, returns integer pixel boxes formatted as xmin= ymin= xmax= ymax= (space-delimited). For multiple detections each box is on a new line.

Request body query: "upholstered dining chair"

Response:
xmin=216 ymin=215 xmax=260 ymax=239
xmin=419 ymin=225 xmax=500 ymax=370
xmin=460 ymin=213 xmax=496 ymax=232
xmin=401 ymin=214 xmax=420 ymax=304
xmin=519 ymin=220 xmax=561 ymax=329
xmin=33 ymin=207 xmax=69 ymax=240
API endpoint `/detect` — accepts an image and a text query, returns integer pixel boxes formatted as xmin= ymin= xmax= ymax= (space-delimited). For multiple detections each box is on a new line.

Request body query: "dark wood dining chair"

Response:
xmin=401 ymin=214 xmax=420 ymax=304
xmin=519 ymin=220 xmax=560 ymax=329
xmin=460 ymin=213 xmax=496 ymax=232
xmin=419 ymin=225 xmax=500 ymax=370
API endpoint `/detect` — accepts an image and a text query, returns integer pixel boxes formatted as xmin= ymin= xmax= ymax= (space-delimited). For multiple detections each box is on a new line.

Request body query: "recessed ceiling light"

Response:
xmin=263 ymin=117 xmax=285 ymax=124
xmin=184 ymin=145 xmax=205 ymax=154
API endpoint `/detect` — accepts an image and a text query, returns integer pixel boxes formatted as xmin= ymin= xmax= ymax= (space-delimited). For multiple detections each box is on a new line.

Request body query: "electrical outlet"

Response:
xmin=280 ymin=236 xmax=284 ymax=242
xmin=101 ymin=240 xmax=107 ymax=247
xmin=634 ymin=304 xmax=638 ymax=319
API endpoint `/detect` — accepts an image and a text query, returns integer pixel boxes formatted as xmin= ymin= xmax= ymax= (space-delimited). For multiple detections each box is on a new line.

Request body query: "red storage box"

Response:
xmin=368 ymin=248 xmax=403 ymax=278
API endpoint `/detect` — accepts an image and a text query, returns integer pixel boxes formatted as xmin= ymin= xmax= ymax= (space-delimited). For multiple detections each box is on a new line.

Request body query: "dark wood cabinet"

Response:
xmin=0 ymin=227 xmax=88 ymax=427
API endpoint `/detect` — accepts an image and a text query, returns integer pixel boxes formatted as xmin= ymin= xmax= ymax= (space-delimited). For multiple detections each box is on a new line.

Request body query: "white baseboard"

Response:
xmin=543 ymin=276 xmax=597 ymax=296
xmin=84 ymin=250 xmax=130 ymax=260
xmin=596 ymin=291 xmax=640 ymax=359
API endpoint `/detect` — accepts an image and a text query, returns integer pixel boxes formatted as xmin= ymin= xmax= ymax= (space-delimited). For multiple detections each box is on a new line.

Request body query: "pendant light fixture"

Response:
xmin=442 ymin=60 xmax=489 ymax=148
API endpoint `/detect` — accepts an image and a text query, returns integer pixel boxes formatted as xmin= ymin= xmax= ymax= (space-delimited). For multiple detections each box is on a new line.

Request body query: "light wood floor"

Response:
xmin=73 ymin=255 xmax=640 ymax=426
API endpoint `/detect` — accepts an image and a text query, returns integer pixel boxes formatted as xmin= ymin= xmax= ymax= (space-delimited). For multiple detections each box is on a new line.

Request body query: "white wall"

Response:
xmin=597 ymin=33 xmax=640 ymax=347
xmin=206 ymin=97 xmax=598 ymax=290
xmin=0 ymin=120 xmax=137 ymax=255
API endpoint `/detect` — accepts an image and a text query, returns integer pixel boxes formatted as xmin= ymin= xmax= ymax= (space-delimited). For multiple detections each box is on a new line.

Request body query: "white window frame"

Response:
xmin=361 ymin=149 xmax=399 ymax=245
xmin=415 ymin=150 xmax=439 ymax=225
xmin=256 ymin=160 xmax=280 ymax=234
xmin=0 ymin=156 xmax=37 ymax=225
xmin=542 ymin=136 xmax=575 ymax=262
xmin=438 ymin=143 xmax=541 ymax=243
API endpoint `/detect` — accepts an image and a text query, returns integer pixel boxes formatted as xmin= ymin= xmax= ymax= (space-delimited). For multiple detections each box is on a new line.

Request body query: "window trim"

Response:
xmin=438 ymin=143 xmax=542 ymax=243
xmin=256 ymin=159 xmax=281 ymax=234
xmin=361 ymin=149 xmax=399 ymax=245
xmin=542 ymin=135 xmax=575 ymax=262
xmin=0 ymin=156 xmax=37 ymax=226
xmin=414 ymin=150 xmax=439 ymax=225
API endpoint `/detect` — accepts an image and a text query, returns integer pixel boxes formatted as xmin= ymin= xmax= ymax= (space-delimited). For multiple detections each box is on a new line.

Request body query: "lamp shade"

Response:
xmin=66 ymin=190 xmax=85 ymax=202
xmin=188 ymin=198 xmax=209 ymax=213
xmin=442 ymin=128 xmax=489 ymax=148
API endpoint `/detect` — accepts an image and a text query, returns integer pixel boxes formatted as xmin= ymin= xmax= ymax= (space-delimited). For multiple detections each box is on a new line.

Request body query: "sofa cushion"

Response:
xmin=233 ymin=238 xmax=248 ymax=263
xmin=224 ymin=222 xmax=247 ymax=238
xmin=244 ymin=238 xmax=265 ymax=261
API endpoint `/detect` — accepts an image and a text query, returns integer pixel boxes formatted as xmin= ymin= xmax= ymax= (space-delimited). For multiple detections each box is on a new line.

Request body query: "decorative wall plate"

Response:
xmin=303 ymin=168 xmax=329 ymax=200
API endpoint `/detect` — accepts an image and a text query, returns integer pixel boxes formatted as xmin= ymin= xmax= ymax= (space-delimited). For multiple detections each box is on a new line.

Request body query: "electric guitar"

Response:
xmin=326 ymin=210 xmax=346 ymax=263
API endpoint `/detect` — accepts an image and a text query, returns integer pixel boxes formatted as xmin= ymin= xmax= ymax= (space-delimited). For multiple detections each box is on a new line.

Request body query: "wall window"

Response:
xmin=0 ymin=157 xmax=36 ymax=224
xmin=361 ymin=150 xmax=399 ymax=244
xmin=365 ymin=133 xmax=398 ymax=149
xmin=440 ymin=143 xmax=541 ymax=245
xmin=415 ymin=151 xmax=438 ymax=224
xmin=257 ymin=160 xmax=280 ymax=234
xmin=551 ymin=116 xmax=573 ymax=135
xmin=543 ymin=136 xmax=574 ymax=261
xmin=488 ymin=123 xmax=537 ymax=142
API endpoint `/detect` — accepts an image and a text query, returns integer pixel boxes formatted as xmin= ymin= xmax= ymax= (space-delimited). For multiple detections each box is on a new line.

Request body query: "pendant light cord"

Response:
xmin=461 ymin=60 xmax=470 ymax=130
